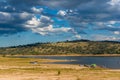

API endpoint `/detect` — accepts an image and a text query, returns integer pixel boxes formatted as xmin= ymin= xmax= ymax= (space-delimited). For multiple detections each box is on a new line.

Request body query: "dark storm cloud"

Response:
xmin=0 ymin=23 xmax=27 ymax=35
xmin=39 ymin=0 xmax=92 ymax=9
xmin=0 ymin=0 xmax=120 ymax=36
xmin=0 ymin=12 xmax=33 ymax=35
xmin=7 ymin=0 xmax=40 ymax=13
xmin=8 ymin=0 xmax=94 ymax=9
xmin=96 ymin=26 xmax=120 ymax=31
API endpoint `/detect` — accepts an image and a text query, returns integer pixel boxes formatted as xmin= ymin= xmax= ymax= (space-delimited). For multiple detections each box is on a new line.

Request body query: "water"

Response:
xmin=17 ymin=56 xmax=120 ymax=69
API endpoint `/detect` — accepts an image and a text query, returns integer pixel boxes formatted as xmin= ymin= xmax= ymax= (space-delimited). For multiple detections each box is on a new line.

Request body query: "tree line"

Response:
xmin=0 ymin=40 xmax=120 ymax=55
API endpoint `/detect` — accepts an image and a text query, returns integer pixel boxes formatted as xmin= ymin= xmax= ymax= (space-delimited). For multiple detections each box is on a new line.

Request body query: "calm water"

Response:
xmin=17 ymin=56 xmax=120 ymax=69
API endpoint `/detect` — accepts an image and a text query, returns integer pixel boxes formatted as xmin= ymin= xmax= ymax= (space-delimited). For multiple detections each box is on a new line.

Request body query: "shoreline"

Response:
xmin=0 ymin=57 xmax=120 ymax=80
xmin=5 ymin=54 xmax=120 ymax=57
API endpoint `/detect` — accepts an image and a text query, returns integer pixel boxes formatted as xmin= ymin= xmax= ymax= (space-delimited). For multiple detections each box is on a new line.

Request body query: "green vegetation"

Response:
xmin=0 ymin=40 xmax=120 ymax=55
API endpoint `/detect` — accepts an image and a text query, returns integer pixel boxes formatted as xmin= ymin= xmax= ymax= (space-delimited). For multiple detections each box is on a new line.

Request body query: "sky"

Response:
xmin=0 ymin=0 xmax=120 ymax=47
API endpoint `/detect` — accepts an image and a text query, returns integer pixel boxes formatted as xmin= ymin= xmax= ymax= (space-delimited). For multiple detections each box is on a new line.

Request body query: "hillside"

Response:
xmin=0 ymin=40 xmax=120 ymax=55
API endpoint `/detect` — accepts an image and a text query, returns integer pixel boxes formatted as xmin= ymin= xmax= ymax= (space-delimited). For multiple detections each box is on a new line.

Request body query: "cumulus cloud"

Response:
xmin=25 ymin=15 xmax=53 ymax=27
xmin=0 ymin=11 xmax=33 ymax=35
xmin=24 ymin=16 xmax=72 ymax=35
xmin=92 ymin=35 xmax=119 ymax=41
xmin=0 ymin=12 xmax=12 ymax=23
xmin=31 ymin=7 xmax=43 ymax=13
xmin=114 ymin=31 xmax=120 ymax=35
xmin=57 ymin=10 xmax=67 ymax=17
xmin=0 ymin=0 xmax=120 ymax=41
xmin=74 ymin=35 xmax=81 ymax=39
xmin=19 ymin=12 xmax=32 ymax=19
xmin=25 ymin=17 xmax=40 ymax=28
xmin=93 ymin=21 xmax=120 ymax=32
xmin=31 ymin=25 xmax=72 ymax=35
xmin=108 ymin=0 xmax=120 ymax=6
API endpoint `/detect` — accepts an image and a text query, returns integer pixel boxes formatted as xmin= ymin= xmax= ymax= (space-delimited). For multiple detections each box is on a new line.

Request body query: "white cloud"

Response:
xmin=13 ymin=7 xmax=16 ymax=11
xmin=31 ymin=25 xmax=72 ymax=36
xmin=74 ymin=35 xmax=81 ymax=39
xmin=0 ymin=12 xmax=12 ymax=23
xmin=92 ymin=35 xmax=119 ymax=41
xmin=95 ymin=21 xmax=118 ymax=27
xmin=4 ymin=6 xmax=8 ymax=9
xmin=108 ymin=0 xmax=120 ymax=6
xmin=25 ymin=17 xmax=40 ymax=28
xmin=57 ymin=10 xmax=67 ymax=16
xmin=31 ymin=7 xmax=43 ymax=13
xmin=19 ymin=12 xmax=31 ymax=19
xmin=25 ymin=15 xmax=53 ymax=28
xmin=69 ymin=10 xmax=73 ymax=13
xmin=114 ymin=31 xmax=120 ymax=35
xmin=24 ymin=16 xmax=72 ymax=35
xmin=67 ymin=34 xmax=81 ymax=41
xmin=93 ymin=21 xmax=120 ymax=30
xmin=0 ymin=12 xmax=10 ymax=17
xmin=109 ymin=21 xmax=116 ymax=24
xmin=108 ymin=0 xmax=120 ymax=11
xmin=40 ymin=15 xmax=53 ymax=23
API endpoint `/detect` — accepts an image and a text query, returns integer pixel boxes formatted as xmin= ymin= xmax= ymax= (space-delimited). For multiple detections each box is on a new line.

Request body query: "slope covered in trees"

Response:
xmin=0 ymin=40 xmax=120 ymax=55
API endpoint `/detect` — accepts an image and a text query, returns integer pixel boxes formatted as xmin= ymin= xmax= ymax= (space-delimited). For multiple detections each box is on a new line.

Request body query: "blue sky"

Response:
xmin=0 ymin=0 xmax=120 ymax=47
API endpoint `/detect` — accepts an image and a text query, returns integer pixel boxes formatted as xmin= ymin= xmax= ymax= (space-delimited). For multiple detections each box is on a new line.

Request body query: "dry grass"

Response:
xmin=0 ymin=56 xmax=120 ymax=80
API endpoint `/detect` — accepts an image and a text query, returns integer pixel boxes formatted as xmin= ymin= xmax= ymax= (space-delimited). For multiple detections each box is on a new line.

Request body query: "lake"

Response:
xmin=16 ymin=56 xmax=120 ymax=69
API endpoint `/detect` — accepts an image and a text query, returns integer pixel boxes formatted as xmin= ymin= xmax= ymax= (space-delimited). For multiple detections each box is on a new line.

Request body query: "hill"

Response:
xmin=0 ymin=40 xmax=120 ymax=55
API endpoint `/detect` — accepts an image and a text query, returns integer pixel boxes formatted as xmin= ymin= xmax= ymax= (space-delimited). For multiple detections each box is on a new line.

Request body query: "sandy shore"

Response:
xmin=10 ymin=54 xmax=120 ymax=57
xmin=0 ymin=64 xmax=85 ymax=80
xmin=0 ymin=57 xmax=120 ymax=80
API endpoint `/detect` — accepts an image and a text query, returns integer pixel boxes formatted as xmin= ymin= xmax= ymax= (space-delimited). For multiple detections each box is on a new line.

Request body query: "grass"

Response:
xmin=57 ymin=70 xmax=61 ymax=75
xmin=0 ymin=56 xmax=120 ymax=80
xmin=76 ymin=77 xmax=81 ymax=80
